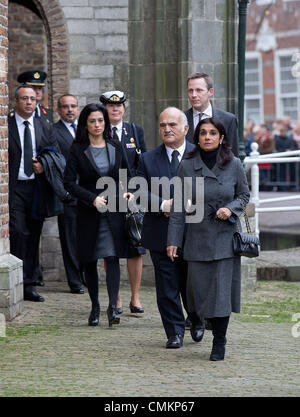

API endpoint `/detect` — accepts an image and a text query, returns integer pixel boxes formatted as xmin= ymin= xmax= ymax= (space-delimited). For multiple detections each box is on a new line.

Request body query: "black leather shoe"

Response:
xmin=88 ymin=306 xmax=100 ymax=326
xmin=190 ymin=324 xmax=205 ymax=343
xmin=107 ymin=307 xmax=120 ymax=328
xmin=24 ymin=287 xmax=45 ymax=302
xmin=166 ymin=335 xmax=183 ymax=349
xmin=210 ymin=338 xmax=226 ymax=361
xmin=129 ymin=302 xmax=144 ymax=314
xmin=70 ymin=287 xmax=84 ymax=294
xmin=117 ymin=307 xmax=123 ymax=315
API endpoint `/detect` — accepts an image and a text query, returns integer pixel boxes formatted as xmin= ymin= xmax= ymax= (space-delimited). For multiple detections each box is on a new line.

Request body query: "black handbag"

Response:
xmin=125 ymin=202 xmax=144 ymax=248
xmin=233 ymin=200 xmax=260 ymax=258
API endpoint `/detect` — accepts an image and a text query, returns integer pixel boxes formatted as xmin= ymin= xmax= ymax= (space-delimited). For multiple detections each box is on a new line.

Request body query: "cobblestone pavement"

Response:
xmin=1 ymin=281 xmax=299 ymax=397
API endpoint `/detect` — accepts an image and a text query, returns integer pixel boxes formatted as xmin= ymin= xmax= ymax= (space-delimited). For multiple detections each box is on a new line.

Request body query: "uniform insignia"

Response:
xmin=9 ymin=110 xmax=14 ymax=117
xmin=34 ymin=72 xmax=40 ymax=79
xmin=110 ymin=95 xmax=120 ymax=102
xmin=130 ymin=138 xmax=135 ymax=143
xmin=126 ymin=143 xmax=136 ymax=148
xmin=41 ymin=107 xmax=47 ymax=115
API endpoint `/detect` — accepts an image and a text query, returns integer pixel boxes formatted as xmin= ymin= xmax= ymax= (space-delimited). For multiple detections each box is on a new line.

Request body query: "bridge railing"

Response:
xmin=243 ymin=143 xmax=300 ymax=236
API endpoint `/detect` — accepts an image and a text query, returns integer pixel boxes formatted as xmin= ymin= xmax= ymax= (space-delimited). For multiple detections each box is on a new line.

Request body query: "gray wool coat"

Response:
xmin=167 ymin=152 xmax=250 ymax=261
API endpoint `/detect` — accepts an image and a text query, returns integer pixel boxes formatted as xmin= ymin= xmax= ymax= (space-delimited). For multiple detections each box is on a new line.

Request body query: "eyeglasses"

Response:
xmin=18 ymin=96 xmax=37 ymax=102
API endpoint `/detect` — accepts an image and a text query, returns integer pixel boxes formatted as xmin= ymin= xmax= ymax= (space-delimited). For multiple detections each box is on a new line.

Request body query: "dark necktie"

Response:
xmin=35 ymin=107 xmax=40 ymax=118
xmin=198 ymin=112 xmax=203 ymax=124
xmin=71 ymin=123 xmax=77 ymax=135
xmin=112 ymin=126 xmax=119 ymax=141
xmin=23 ymin=121 xmax=33 ymax=177
xmin=170 ymin=149 xmax=180 ymax=176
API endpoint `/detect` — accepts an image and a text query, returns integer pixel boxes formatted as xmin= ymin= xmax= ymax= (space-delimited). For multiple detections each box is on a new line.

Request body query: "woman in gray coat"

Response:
xmin=167 ymin=118 xmax=250 ymax=361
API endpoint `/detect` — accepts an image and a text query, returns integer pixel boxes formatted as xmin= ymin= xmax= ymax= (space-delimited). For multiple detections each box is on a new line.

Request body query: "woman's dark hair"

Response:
xmin=74 ymin=103 xmax=111 ymax=144
xmin=185 ymin=117 xmax=233 ymax=167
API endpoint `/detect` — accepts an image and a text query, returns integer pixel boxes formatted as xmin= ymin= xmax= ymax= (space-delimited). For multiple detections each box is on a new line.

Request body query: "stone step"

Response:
xmin=256 ymin=247 xmax=300 ymax=281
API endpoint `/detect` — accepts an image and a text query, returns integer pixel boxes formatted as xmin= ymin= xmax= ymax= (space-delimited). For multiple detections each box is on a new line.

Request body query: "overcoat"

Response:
xmin=167 ymin=151 xmax=250 ymax=261
xmin=63 ymin=139 xmax=131 ymax=262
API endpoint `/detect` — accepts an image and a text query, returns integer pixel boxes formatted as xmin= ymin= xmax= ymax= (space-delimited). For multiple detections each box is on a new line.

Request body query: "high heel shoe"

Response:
xmin=107 ymin=306 xmax=120 ymax=328
xmin=88 ymin=306 xmax=100 ymax=326
xmin=129 ymin=302 xmax=144 ymax=314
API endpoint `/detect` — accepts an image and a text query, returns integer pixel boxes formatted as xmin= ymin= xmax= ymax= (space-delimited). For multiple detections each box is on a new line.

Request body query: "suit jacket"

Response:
xmin=63 ymin=139 xmax=131 ymax=262
xmin=185 ymin=106 xmax=239 ymax=157
xmin=8 ymin=113 xmax=57 ymax=206
xmin=167 ymin=152 xmax=250 ymax=261
xmin=53 ymin=119 xmax=75 ymax=160
xmin=120 ymin=121 xmax=147 ymax=175
xmin=137 ymin=140 xmax=194 ymax=252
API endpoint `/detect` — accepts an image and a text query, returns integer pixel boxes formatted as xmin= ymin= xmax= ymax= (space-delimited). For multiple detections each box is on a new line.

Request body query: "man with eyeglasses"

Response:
xmin=53 ymin=94 xmax=85 ymax=294
xmin=17 ymin=70 xmax=53 ymax=123
xmin=8 ymin=85 xmax=57 ymax=302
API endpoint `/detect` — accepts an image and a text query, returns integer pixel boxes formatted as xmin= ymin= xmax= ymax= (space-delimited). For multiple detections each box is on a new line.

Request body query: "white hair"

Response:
xmin=160 ymin=107 xmax=188 ymax=132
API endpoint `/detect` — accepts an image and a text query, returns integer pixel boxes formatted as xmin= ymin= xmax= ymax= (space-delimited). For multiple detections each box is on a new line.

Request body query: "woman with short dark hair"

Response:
xmin=64 ymin=103 xmax=132 ymax=327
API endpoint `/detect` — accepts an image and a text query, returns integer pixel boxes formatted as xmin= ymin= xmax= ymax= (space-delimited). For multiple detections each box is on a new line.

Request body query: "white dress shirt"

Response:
xmin=111 ymin=122 xmax=123 ymax=141
xmin=161 ymin=140 xmax=186 ymax=211
xmin=193 ymin=102 xmax=212 ymax=130
xmin=164 ymin=140 xmax=186 ymax=163
xmin=15 ymin=113 xmax=37 ymax=180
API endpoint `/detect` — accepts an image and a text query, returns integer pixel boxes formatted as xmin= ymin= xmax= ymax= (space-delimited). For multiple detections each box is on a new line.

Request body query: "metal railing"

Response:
xmin=243 ymin=142 xmax=300 ymax=236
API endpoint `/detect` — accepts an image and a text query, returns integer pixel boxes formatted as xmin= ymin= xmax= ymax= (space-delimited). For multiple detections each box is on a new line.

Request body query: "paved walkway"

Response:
xmin=1 ymin=281 xmax=299 ymax=397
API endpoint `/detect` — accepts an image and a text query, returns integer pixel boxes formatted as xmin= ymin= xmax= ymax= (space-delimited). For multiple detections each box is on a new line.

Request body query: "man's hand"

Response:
xmin=162 ymin=198 xmax=173 ymax=217
xmin=167 ymin=245 xmax=178 ymax=262
xmin=32 ymin=158 xmax=44 ymax=174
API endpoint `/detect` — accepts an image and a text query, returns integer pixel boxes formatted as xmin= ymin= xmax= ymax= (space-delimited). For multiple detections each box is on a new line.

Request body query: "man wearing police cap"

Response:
xmin=17 ymin=70 xmax=53 ymax=123
xmin=100 ymin=90 xmax=147 ymax=314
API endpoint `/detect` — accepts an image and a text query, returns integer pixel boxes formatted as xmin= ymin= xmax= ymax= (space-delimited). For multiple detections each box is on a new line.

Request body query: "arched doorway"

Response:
xmin=8 ymin=0 xmax=69 ymax=116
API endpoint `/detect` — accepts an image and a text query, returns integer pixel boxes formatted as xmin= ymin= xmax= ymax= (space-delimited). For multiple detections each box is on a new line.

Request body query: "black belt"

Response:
xmin=17 ymin=179 xmax=35 ymax=184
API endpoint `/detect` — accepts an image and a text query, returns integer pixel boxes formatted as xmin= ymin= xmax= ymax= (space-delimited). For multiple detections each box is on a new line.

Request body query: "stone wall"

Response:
xmin=0 ymin=0 xmax=23 ymax=321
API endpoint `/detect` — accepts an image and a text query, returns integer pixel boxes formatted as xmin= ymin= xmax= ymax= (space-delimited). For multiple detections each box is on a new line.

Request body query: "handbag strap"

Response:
xmin=238 ymin=199 xmax=253 ymax=234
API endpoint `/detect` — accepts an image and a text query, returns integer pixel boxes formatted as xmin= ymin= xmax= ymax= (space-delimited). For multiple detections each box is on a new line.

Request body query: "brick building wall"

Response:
xmin=8 ymin=1 xmax=46 ymax=107
xmin=246 ymin=0 xmax=300 ymax=124
xmin=0 ymin=0 xmax=9 ymax=255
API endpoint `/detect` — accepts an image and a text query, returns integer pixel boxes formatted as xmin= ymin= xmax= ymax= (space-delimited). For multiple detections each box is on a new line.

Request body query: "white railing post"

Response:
xmin=249 ymin=142 xmax=260 ymax=236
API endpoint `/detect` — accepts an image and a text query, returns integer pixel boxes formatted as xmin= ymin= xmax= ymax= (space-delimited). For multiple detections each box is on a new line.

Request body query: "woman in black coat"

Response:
xmin=64 ymin=103 xmax=132 ymax=327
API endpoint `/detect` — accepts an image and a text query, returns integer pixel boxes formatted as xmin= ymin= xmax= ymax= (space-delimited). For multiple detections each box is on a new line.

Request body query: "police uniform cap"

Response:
xmin=17 ymin=70 xmax=47 ymax=87
xmin=99 ymin=90 xmax=126 ymax=105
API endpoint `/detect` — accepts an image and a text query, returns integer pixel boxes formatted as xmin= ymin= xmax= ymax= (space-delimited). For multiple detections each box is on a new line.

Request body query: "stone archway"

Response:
xmin=8 ymin=0 xmax=69 ymax=115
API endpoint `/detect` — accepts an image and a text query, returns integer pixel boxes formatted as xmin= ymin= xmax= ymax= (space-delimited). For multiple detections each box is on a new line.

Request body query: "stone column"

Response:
xmin=129 ymin=0 xmax=238 ymax=148
xmin=0 ymin=0 xmax=23 ymax=321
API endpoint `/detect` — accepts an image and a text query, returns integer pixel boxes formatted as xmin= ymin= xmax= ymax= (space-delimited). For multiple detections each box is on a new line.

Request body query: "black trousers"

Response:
xmin=9 ymin=181 xmax=43 ymax=287
xmin=83 ymin=257 xmax=120 ymax=310
xmin=58 ymin=204 xmax=84 ymax=290
xmin=150 ymin=250 xmax=186 ymax=338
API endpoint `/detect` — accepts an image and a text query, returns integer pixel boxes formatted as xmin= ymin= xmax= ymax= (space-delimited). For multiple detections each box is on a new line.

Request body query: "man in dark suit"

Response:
xmin=17 ymin=70 xmax=53 ymax=123
xmin=137 ymin=107 xmax=204 ymax=349
xmin=100 ymin=90 xmax=147 ymax=314
xmin=8 ymin=85 xmax=57 ymax=302
xmin=53 ymin=94 xmax=85 ymax=294
xmin=185 ymin=72 xmax=239 ymax=156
